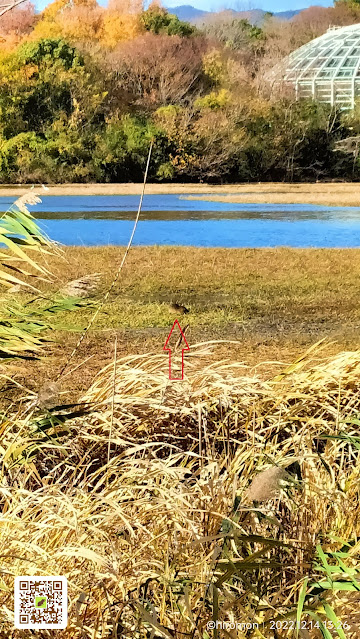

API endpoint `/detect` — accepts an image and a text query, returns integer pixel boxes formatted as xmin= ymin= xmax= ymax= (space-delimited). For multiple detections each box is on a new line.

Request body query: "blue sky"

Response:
xmin=36 ymin=0 xmax=334 ymax=17
xmin=165 ymin=0 xmax=333 ymax=11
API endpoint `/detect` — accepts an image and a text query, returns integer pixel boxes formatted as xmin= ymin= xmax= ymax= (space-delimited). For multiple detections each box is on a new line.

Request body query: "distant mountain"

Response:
xmin=167 ymin=4 xmax=210 ymax=21
xmin=275 ymin=9 xmax=302 ymax=19
xmin=166 ymin=5 xmax=302 ymax=25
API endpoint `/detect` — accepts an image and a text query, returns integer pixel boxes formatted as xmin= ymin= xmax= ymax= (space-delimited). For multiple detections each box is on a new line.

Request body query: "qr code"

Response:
xmin=14 ymin=576 xmax=67 ymax=629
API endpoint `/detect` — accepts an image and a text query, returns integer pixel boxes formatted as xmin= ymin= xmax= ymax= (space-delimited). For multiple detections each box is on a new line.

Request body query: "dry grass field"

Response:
xmin=4 ymin=245 xmax=360 ymax=400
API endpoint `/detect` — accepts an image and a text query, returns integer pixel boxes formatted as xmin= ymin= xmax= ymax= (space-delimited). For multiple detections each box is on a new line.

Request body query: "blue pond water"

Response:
xmin=5 ymin=193 xmax=360 ymax=247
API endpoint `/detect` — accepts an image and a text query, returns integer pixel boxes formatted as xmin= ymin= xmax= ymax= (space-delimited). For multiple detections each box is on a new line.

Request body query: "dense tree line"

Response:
xmin=0 ymin=0 xmax=358 ymax=183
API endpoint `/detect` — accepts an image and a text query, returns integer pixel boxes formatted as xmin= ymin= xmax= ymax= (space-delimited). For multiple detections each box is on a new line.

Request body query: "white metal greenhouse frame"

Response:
xmin=282 ymin=23 xmax=360 ymax=110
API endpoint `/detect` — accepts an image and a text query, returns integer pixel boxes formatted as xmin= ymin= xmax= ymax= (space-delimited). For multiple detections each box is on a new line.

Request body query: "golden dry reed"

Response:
xmin=0 ymin=341 xmax=360 ymax=637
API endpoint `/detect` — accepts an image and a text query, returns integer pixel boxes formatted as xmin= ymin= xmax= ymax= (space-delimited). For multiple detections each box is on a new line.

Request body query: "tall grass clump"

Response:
xmin=0 ymin=190 xmax=56 ymax=357
xmin=0 ymin=191 xmax=53 ymax=291
xmin=0 ymin=341 xmax=360 ymax=637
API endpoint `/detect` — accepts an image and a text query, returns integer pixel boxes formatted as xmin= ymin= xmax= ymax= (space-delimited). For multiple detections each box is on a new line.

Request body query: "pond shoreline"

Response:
xmin=1 ymin=182 xmax=360 ymax=207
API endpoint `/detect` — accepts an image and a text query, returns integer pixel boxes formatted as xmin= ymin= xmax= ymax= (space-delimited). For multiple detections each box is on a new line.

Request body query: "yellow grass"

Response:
xmin=1 ymin=342 xmax=360 ymax=636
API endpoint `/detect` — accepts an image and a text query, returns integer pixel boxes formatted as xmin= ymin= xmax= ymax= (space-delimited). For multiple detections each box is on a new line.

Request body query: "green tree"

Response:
xmin=16 ymin=37 xmax=84 ymax=70
xmin=140 ymin=5 xmax=196 ymax=37
xmin=93 ymin=115 xmax=165 ymax=181
xmin=242 ymin=99 xmax=347 ymax=182
xmin=0 ymin=38 xmax=107 ymax=137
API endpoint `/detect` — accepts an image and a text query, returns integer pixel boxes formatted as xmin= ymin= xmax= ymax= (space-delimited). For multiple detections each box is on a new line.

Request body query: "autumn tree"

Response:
xmin=0 ymin=1 xmax=35 ymax=37
xmin=262 ymin=3 xmax=360 ymax=64
xmin=203 ymin=17 xmax=263 ymax=52
xmin=153 ymin=102 xmax=246 ymax=181
xmin=108 ymin=33 xmax=208 ymax=112
xmin=31 ymin=0 xmax=67 ymax=40
xmin=32 ymin=0 xmax=104 ymax=43
xmin=57 ymin=1 xmax=104 ymax=43
xmin=100 ymin=0 xmax=142 ymax=48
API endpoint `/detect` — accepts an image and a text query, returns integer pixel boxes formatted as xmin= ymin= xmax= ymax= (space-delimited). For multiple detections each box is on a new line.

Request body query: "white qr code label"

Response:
xmin=14 ymin=576 xmax=67 ymax=629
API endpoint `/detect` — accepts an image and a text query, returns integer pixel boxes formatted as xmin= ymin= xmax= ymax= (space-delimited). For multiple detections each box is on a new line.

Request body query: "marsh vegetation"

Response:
xmin=1 ymin=194 xmax=360 ymax=636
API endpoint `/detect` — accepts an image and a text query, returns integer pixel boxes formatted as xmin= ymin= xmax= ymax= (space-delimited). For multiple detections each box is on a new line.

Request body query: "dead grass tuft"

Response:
xmin=60 ymin=273 xmax=102 ymax=298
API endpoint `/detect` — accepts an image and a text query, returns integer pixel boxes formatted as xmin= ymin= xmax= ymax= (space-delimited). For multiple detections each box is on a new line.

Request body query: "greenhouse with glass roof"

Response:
xmin=280 ymin=23 xmax=360 ymax=109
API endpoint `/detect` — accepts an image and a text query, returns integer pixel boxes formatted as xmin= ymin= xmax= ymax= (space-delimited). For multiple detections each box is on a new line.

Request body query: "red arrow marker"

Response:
xmin=163 ymin=319 xmax=190 ymax=380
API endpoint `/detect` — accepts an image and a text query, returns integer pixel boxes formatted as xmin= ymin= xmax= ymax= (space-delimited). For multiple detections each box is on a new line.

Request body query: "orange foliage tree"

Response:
xmin=32 ymin=0 xmax=103 ymax=43
xmin=58 ymin=0 xmax=104 ymax=43
xmin=100 ymin=0 xmax=143 ymax=48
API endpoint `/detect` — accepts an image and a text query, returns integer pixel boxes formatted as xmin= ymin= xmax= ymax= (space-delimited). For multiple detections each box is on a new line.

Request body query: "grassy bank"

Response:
xmin=0 ymin=182 xmax=360 ymax=206
xmin=4 ymin=245 xmax=360 ymax=400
